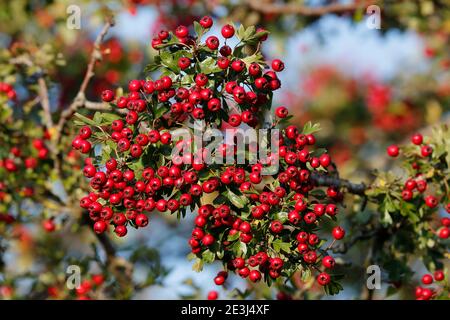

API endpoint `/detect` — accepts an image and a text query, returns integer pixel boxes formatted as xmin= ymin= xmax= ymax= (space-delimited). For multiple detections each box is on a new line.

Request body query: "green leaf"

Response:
xmin=242 ymin=52 xmax=264 ymax=66
xmin=302 ymin=121 xmax=321 ymax=135
xmin=154 ymin=104 xmax=169 ymax=119
xmin=324 ymin=280 xmax=344 ymax=296
xmin=382 ymin=209 xmax=393 ymax=225
xmin=202 ymin=250 xmax=216 ymax=263
xmin=301 ymin=268 xmax=311 ymax=281
xmin=227 ymin=232 xmax=240 ymax=242
xmin=275 ymin=211 xmax=288 ymax=223
xmin=200 ymin=57 xmax=221 ymax=74
xmin=225 ymin=189 xmax=248 ymax=209
xmin=272 ymin=239 xmax=291 ymax=253
xmin=192 ymin=258 xmax=203 ymax=272
xmin=74 ymin=113 xmax=97 ymax=126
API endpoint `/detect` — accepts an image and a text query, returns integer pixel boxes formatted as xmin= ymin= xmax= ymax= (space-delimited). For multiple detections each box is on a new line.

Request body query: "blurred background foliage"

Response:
xmin=0 ymin=0 xmax=449 ymax=299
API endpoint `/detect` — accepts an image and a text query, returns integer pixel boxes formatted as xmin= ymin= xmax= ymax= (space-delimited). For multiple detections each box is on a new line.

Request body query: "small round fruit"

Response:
xmin=387 ymin=145 xmax=399 ymax=157
xmin=221 ymin=24 xmax=235 ymax=38
xmin=316 ymin=272 xmax=331 ymax=286
xmin=421 ymin=274 xmax=433 ymax=285
xmin=93 ymin=220 xmax=107 ymax=234
xmin=411 ymin=133 xmax=423 ymax=145
xmin=275 ymin=106 xmax=288 ymax=118
xmin=272 ymin=59 xmax=285 ymax=72
xmin=332 ymin=226 xmax=345 ymax=240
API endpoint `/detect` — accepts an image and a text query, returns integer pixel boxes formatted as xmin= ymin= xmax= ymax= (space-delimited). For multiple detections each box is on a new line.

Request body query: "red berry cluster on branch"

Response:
xmin=385 ymin=132 xmax=449 ymax=240
xmin=0 ymin=135 xmax=50 ymax=203
xmin=415 ymin=270 xmax=447 ymax=300
xmin=72 ymin=16 xmax=350 ymax=294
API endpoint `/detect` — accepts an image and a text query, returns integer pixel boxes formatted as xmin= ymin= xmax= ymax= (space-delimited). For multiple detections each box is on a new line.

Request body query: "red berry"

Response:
xmin=434 ymin=270 xmax=444 ymax=282
xmin=221 ymin=24 xmax=235 ymax=38
xmin=42 ymin=219 xmax=55 ymax=232
xmin=207 ymin=291 xmax=218 ymax=300
xmin=424 ymin=195 xmax=438 ymax=208
xmin=248 ymin=63 xmax=261 ymax=77
xmin=199 ymin=16 xmax=213 ymax=28
xmin=421 ymin=145 xmax=433 ymax=157
xmin=178 ymin=57 xmax=191 ymax=70
xmin=217 ymin=57 xmax=230 ymax=69
xmin=160 ymin=132 xmax=172 ymax=145
xmin=228 ymin=114 xmax=242 ymax=127
xmin=219 ymin=45 xmax=232 ymax=57
xmin=214 ymin=275 xmax=225 ymax=286
xmin=128 ymin=80 xmax=141 ymax=92
xmin=317 ymin=272 xmax=331 ymax=286
xmin=93 ymin=220 xmax=107 ymax=234
xmin=387 ymin=144 xmax=399 ymax=157
xmin=114 ymin=225 xmax=127 ymax=237
xmin=322 ymin=256 xmax=335 ymax=269
xmin=421 ymin=274 xmax=433 ymax=285
xmin=80 ymin=140 xmax=92 ymax=154
xmin=438 ymin=227 xmax=449 ymax=239
xmin=275 ymin=106 xmax=288 ymax=118
xmin=135 ymin=214 xmax=149 ymax=227
xmin=231 ymin=59 xmax=245 ymax=72
xmin=202 ymin=234 xmax=215 ymax=246
xmin=411 ymin=133 xmax=423 ymax=145
xmin=332 ymin=226 xmax=345 ymax=240
xmin=272 ymin=59 xmax=285 ymax=72
xmin=158 ymin=30 xmax=169 ymax=40
xmin=248 ymin=270 xmax=261 ymax=283
xmin=101 ymin=89 xmax=115 ymax=102
xmin=270 ymin=220 xmax=283 ymax=233
xmin=205 ymin=36 xmax=219 ymax=50
xmin=175 ymin=25 xmax=189 ymax=38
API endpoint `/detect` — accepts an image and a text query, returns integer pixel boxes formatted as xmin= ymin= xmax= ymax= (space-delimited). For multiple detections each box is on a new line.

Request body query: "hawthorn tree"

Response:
xmin=0 ymin=1 xmax=449 ymax=300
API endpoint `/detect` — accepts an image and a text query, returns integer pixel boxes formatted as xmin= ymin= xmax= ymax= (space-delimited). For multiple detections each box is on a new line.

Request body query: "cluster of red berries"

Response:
xmin=0 ymin=82 xmax=17 ymax=101
xmin=186 ymin=114 xmax=345 ymax=288
xmin=0 ymin=139 xmax=48 ymax=173
xmin=0 ymin=136 xmax=50 ymax=202
xmin=387 ymin=133 xmax=432 ymax=158
xmin=387 ymin=132 xmax=449 ymax=239
xmin=73 ymin=17 xmax=346 ymax=294
xmin=148 ymin=20 xmax=281 ymax=127
xmin=415 ymin=270 xmax=446 ymax=300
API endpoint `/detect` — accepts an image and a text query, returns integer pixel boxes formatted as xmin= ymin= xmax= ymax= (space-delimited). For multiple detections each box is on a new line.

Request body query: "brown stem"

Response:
xmin=310 ymin=172 xmax=367 ymax=196
xmin=54 ymin=18 xmax=115 ymax=147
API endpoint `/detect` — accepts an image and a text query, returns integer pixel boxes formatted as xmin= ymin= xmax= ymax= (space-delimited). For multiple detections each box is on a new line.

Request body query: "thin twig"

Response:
xmin=85 ymin=100 xmax=127 ymax=114
xmin=54 ymin=18 xmax=115 ymax=146
xmin=332 ymin=228 xmax=379 ymax=254
xmin=310 ymin=172 xmax=367 ymax=196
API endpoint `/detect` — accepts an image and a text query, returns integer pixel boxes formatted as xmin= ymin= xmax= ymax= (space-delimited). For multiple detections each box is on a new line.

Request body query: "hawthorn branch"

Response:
xmin=332 ymin=228 xmax=379 ymax=254
xmin=310 ymin=172 xmax=367 ymax=196
xmin=245 ymin=0 xmax=374 ymax=16
xmin=54 ymin=18 xmax=114 ymax=146
xmin=85 ymin=100 xmax=128 ymax=114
